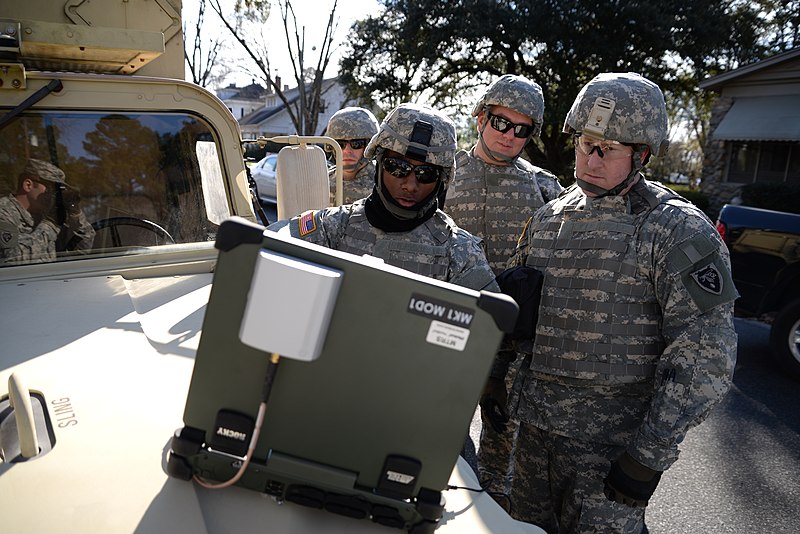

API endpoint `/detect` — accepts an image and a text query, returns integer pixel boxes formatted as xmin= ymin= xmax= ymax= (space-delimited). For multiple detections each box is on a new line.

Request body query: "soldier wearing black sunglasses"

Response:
xmin=324 ymin=107 xmax=379 ymax=205
xmin=444 ymin=74 xmax=564 ymax=514
xmin=269 ymin=103 xmax=498 ymax=294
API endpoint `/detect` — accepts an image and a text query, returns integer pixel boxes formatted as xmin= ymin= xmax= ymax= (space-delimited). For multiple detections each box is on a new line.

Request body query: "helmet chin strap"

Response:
xmin=576 ymin=146 xmax=647 ymax=198
xmin=477 ymin=113 xmax=524 ymax=165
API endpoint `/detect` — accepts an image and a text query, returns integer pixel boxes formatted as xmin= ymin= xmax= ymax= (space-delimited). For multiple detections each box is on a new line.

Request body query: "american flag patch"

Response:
xmin=299 ymin=211 xmax=317 ymax=236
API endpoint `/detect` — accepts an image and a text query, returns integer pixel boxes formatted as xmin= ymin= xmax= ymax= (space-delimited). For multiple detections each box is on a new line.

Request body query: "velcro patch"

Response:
xmin=690 ymin=263 xmax=723 ymax=295
xmin=298 ymin=211 xmax=317 ymax=236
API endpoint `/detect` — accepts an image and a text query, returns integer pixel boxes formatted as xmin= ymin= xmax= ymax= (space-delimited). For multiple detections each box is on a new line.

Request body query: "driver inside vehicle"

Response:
xmin=0 ymin=158 xmax=95 ymax=265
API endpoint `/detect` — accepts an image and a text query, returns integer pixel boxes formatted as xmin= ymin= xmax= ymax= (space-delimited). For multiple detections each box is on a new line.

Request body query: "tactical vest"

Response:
xmin=523 ymin=182 xmax=679 ymax=384
xmin=448 ymin=150 xmax=548 ymax=274
xmin=335 ymin=203 xmax=453 ymax=281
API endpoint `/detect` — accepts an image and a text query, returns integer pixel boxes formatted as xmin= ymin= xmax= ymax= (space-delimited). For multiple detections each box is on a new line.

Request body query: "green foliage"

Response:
xmin=341 ymin=0 xmax=793 ymax=180
xmin=740 ymin=183 xmax=800 ymax=214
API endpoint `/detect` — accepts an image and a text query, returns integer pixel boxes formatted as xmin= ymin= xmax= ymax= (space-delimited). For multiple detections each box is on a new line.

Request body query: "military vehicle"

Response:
xmin=0 ymin=1 xmax=543 ymax=532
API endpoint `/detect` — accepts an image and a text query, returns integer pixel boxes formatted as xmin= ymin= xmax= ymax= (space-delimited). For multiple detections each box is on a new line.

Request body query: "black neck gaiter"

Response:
xmin=364 ymin=186 xmax=439 ymax=233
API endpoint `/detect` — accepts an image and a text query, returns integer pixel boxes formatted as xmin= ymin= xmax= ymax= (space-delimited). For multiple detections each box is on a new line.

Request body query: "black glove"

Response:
xmin=603 ymin=452 xmax=663 ymax=508
xmin=479 ymin=376 xmax=509 ymax=433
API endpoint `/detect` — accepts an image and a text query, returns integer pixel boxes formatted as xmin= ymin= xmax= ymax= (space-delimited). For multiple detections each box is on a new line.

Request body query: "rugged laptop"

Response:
xmin=168 ymin=217 xmax=517 ymax=532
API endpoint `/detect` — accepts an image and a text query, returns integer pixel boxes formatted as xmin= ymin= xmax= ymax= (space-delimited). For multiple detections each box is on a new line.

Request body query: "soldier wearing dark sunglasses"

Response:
xmin=444 ymin=74 xmax=563 ymax=512
xmin=269 ymin=103 xmax=498 ymax=294
xmin=324 ymin=107 xmax=379 ymax=205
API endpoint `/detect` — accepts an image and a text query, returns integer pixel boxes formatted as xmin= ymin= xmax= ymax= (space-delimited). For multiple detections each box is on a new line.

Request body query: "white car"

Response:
xmin=252 ymin=153 xmax=278 ymax=203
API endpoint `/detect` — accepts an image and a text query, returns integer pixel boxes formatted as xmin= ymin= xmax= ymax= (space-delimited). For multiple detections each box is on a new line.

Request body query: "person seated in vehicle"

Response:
xmin=324 ymin=106 xmax=380 ymax=206
xmin=270 ymin=102 xmax=498 ymax=292
xmin=0 ymin=158 xmax=95 ymax=265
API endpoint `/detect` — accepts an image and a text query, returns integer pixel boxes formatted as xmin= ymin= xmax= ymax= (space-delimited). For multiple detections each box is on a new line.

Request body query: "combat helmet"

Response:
xmin=563 ymin=72 xmax=669 ymax=197
xmin=364 ymin=103 xmax=457 ymax=221
xmin=563 ymin=72 xmax=669 ymax=158
xmin=326 ymin=107 xmax=379 ymax=141
xmin=326 ymin=107 xmax=379 ymax=173
xmin=472 ymin=74 xmax=545 ymax=137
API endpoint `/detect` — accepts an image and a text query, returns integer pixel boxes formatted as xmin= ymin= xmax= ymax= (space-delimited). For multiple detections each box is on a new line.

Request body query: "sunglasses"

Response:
xmin=382 ymin=156 xmax=442 ymax=184
xmin=487 ymin=112 xmax=534 ymax=138
xmin=335 ymin=138 xmax=368 ymax=150
xmin=574 ymin=134 xmax=634 ymax=160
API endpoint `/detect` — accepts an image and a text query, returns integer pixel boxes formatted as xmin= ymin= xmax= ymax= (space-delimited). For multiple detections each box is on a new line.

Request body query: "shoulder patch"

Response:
xmin=690 ymin=263 xmax=723 ymax=295
xmin=0 ymin=221 xmax=19 ymax=249
xmin=298 ymin=210 xmax=318 ymax=236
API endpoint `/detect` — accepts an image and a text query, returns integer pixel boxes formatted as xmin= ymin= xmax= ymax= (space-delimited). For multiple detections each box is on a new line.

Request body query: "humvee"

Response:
xmin=0 ymin=1 xmax=543 ymax=532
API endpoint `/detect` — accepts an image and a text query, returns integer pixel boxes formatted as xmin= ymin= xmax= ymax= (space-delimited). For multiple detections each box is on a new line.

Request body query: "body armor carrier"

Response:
xmin=448 ymin=149 xmax=557 ymax=274
xmin=335 ymin=201 xmax=454 ymax=280
xmin=523 ymin=181 xmax=679 ymax=384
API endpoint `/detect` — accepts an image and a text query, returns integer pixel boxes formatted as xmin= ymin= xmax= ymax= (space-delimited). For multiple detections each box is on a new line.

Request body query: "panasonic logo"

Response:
xmin=216 ymin=426 xmax=247 ymax=442
xmin=386 ymin=471 xmax=415 ymax=485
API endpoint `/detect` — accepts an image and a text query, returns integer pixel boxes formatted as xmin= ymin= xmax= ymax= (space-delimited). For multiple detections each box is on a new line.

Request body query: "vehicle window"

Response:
xmin=265 ymin=155 xmax=277 ymax=172
xmin=0 ymin=111 xmax=227 ymax=267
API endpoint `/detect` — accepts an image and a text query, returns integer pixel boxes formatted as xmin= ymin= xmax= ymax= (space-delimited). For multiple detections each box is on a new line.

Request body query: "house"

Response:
xmin=221 ymin=77 xmax=354 ymax=140
xmin=216 ymin=82 xmax=270 ymax=120
xmin=699 ymin=47 xmax=800 ymax=216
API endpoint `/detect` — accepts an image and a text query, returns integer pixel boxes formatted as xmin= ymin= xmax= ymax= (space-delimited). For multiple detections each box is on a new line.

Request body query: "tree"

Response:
xmin=340 ymin=0 xmax=770 ymax=181
xmin=208 ymin=0 xmax=340 ymax=135
xmin=184 ymin=0 xmax=231 ymax=87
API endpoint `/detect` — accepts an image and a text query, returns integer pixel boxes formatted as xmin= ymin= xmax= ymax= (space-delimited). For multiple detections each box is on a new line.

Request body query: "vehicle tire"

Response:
xmin=769 ymin=299 xmax=800 ymax=381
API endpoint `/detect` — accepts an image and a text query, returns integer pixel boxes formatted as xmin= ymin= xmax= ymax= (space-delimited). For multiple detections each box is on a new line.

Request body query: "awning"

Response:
xmin=712 ymin=95 xmax=800 ymax=141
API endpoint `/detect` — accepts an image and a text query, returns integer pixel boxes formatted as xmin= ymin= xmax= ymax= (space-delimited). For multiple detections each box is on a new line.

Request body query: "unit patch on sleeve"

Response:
xmin=690 ymin=263 xmax=723 ymax=295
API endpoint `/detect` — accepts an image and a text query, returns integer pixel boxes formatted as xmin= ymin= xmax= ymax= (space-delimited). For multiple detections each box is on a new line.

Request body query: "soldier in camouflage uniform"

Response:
xmin=447 ymin=74 xmax=563 ymax=273
xmin=446 ymin=74 xmax=563 ymax=511
xmin=0 ymin=158 xmax=95 ymax=265
xmin=325 ymin=107 xmax=379 ymax=205
xmin=270 ymin=103 xmax=498 ymax=292
xmin=491 ymin=73 xmax=738 ymax=532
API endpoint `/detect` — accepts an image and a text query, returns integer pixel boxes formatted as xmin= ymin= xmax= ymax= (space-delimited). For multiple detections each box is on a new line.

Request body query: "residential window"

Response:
xmin=726 ymin=141 xmax=800 ymax=184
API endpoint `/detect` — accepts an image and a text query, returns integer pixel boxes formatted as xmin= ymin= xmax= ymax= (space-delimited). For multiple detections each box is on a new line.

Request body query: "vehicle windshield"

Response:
xmin=0 ymin=111 xmax=229 ymax=267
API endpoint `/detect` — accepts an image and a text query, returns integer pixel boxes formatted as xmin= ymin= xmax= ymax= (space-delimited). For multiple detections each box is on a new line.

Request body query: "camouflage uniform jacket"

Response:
xmin=328 ymin=161 xmax=376 ymax=206
xmin=508 ymin=178 xmax=738 ymax=471
xmin=0 ymin=194 xmax=95 ymax=265
xmin=270 ymin=198 xmax=499 ymax=292
xmin=446 ymin=148 xmax=563 ymax=274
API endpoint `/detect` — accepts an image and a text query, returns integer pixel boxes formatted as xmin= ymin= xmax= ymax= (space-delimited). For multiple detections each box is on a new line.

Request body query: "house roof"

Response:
xmin=239 ymin=77 xmax=339 ymax=127
xmin=699 ymin=47 xmax=800 ymax=91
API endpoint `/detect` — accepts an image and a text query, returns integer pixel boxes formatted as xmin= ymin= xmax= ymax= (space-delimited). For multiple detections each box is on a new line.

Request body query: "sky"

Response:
xmin=182 ymin=0 xmax=381 ymax=89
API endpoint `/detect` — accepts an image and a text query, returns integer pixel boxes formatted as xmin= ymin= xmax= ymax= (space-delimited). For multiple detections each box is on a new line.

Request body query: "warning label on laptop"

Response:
xmin=426 ymin=320 xmax=470 ymax=351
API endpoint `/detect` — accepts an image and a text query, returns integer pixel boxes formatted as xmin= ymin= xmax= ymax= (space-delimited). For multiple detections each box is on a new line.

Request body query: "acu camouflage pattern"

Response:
xmin=328 ymin=161 xmax=376 ymax=206
xmin=472 ymin=74 xmax=545 ymax=137
xmin=268 ymin=198 xmax=498 ymax=292
xmin=510 ymin=423 xmax=646 ymax=533
xmin=364 ymin=103 xmax=457 ymax=185
xmin=501 ymin=178 xmax=737 ymax=529
xmin=563 ymin=72 xmax=670 ymax=157
xmin=325 ymin=106 xmax=379 ymax=140
xmin=446 ymin=148 xmax=563 ymax=274
xmin=508 ymin=178 xmax=737 ymax=471
xmin=22 ymin=158 xmax=68 ymax=184
xmin=0 ymin=195 xmax=59 ymax=264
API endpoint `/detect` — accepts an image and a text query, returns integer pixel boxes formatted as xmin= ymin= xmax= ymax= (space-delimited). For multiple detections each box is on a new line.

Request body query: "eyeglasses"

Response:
xmin=574 ymin=134 xmax=634 ymax=160
xmin=382 ymin=156 xmax=442 ymax=184
xmin=335 ymin=138 xmax=368 ymax=150
xmin=487 ymin=112 xmax=534 ymax=138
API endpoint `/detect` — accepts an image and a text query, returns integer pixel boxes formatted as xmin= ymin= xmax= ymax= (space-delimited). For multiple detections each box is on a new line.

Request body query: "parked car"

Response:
xmin=252 ymin=153 xmax=278 ymax=203
xmin=716 ymin=204 xmax=800 ymax=380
